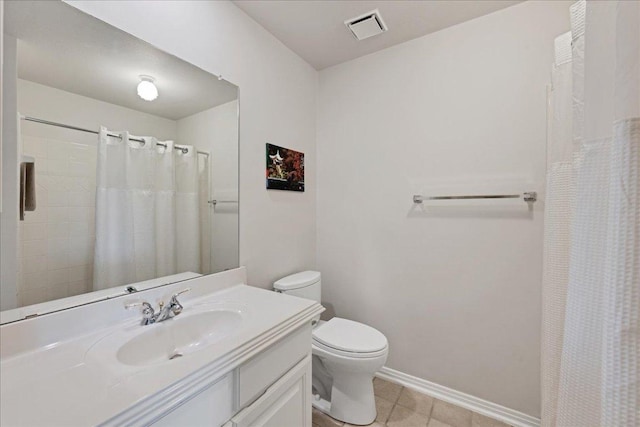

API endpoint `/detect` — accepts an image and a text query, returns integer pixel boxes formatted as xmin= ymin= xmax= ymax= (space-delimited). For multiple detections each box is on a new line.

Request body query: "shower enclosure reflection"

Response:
xmin=1 ymin=1 xmax=239 ymax=318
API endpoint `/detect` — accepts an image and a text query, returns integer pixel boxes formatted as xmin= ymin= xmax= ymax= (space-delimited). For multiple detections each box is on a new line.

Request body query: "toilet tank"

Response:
xmin=273 ymin=271 xmax=321 ymax=302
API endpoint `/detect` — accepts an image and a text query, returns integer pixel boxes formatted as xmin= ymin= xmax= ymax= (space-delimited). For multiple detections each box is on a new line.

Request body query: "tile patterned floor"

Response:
xmin=312 ymin=377 xmax=514 ymax=427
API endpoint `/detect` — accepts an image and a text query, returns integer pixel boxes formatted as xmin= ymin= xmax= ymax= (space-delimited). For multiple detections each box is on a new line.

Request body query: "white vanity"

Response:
xmin=0 ymin=268 xmax=324 ymax=427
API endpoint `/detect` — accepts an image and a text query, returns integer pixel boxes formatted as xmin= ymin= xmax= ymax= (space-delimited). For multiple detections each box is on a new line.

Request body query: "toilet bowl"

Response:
xmin=274 ymin=272 xmax=389 ymax=425
xmin=311 ymin=318 xmax=388 ymax=425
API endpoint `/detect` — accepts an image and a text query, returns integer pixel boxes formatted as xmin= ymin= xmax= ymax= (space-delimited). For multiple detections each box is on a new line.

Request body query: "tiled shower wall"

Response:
xmin=18 ymin=134 xmax=96 ymax=306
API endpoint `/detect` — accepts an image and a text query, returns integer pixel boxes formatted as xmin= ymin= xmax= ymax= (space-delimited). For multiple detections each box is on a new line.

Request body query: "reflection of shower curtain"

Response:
xmin=542 ymin=1 xmax=639 ymax=426
xmin=93 ymin=128 xmax=200 ymax=291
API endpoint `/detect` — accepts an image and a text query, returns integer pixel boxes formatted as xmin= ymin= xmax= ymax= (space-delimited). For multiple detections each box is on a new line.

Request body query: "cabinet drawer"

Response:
xmin=151 ymin=373 xmax=234 ymax=427
xmin=238 ymin=323 xmax=311 ymax=407
xmin=232 ymin=355 xmax=311 ymax=427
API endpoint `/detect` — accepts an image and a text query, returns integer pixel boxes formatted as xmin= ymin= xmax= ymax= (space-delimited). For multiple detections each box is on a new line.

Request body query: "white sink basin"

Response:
xmin=115 ymin=309 xmax=243 ymax=366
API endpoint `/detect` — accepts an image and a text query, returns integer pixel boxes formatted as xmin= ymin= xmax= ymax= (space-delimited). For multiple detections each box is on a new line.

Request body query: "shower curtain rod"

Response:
xmin=20 ymin=115 xmax=210 ymax=157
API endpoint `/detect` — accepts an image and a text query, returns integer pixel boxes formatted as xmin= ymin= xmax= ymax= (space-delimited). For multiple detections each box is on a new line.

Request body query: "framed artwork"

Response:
xmin=266 ymin=143 xmax=305 ymax=192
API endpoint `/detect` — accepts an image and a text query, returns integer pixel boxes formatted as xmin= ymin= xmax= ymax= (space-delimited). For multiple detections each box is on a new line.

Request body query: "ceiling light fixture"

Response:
xmin=137 ymin=75 xmax=158 ymax=101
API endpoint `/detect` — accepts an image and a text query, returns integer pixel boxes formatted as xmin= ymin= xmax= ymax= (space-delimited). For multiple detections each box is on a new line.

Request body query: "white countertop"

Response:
xmin=0 ymin=269 xmax=322 ymax=427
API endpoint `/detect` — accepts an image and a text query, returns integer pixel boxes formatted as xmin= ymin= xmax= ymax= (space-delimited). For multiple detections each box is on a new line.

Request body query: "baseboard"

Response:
xmin=376 ymin=367 xmax=540 ymax=427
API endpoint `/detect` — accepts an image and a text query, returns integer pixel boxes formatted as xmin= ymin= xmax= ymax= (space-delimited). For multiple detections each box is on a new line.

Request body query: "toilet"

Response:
xmin=274 ymin=271 xmax=388 ymax=426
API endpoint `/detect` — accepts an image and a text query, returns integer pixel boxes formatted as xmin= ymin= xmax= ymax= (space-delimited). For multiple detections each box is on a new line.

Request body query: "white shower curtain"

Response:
xmin=542 ymin=1 xmax=639 ymax=426
xmin=93 ymin=128 xmax=200 ymax=290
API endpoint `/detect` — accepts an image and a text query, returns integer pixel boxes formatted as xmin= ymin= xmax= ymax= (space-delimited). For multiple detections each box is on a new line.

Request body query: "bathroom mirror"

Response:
xmin=0 ymin=1 xmax=239 ymax=323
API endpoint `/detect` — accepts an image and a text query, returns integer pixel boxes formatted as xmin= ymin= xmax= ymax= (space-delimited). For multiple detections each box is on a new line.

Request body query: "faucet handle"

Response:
xmin=125 ymin=301 xmax=156 ymax=325
xmin=169 ymin=288 xmax=190 ymax=316
xmin=125 ymin=301 xmax=150 ymax=309
xmin=125 ymin=301 xmax=154 ymax=313
xmin=173 ymin=288 xmax=191 ymax=298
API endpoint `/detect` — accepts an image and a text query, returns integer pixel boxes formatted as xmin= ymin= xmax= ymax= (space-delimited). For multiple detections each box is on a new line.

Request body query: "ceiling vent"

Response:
xmin=344 ymin=9 xmax=388 ymax=41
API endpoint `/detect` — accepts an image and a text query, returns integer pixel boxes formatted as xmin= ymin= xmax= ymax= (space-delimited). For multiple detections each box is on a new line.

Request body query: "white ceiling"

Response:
xmin=5 ymin=1 xmax=237 ymax=120
xmin=233 ymin=0 xmax=524 ymax=70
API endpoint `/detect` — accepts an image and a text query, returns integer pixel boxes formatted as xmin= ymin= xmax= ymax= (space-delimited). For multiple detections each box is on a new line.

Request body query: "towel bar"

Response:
xmin=413 ymin=192 xmax=537 ymax=204
xmin=208 ymin=200 xmax=239 ymax=206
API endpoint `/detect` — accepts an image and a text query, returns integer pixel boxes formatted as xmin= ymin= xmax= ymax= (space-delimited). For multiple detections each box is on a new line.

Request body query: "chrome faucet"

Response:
xmin=126 ymin=288 xmax=191 ymax=326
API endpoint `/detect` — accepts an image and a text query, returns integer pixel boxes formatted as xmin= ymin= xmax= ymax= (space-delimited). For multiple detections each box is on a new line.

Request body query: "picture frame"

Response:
xmin=266 ymin=143 xmax=305 ymax=192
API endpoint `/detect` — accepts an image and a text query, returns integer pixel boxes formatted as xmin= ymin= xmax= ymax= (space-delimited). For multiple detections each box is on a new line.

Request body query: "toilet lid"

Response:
xmin=312 ymin=318 xmax=387 ymax=354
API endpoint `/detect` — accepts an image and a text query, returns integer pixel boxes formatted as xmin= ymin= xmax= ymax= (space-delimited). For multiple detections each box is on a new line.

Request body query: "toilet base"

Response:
xmin=312 ymin=395 xmax=331 ymax=413
xmin=328 ymin=371 xmax=377 ymax=425
xmin=311 ymin=360 xmax=378 ymax=425
xmin=311 ymin=344 xmax=387 ymax=426
xmin=312 ymin=395 xmax=375 ymax=427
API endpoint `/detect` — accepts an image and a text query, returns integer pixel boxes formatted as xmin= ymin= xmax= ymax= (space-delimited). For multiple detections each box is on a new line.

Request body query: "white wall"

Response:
xmin=67 ymin=0 xmax=318 ymax=289
xmin=317 ymin=1 xmax=570 ymax=417
xmin=16 ymin=79 xmax=179 ymax=306
xmin=177 ymin=100 xmax=239 ymax=274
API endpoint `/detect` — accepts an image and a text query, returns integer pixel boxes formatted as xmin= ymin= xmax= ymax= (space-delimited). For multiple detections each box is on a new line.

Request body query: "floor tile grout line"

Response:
xmin=392 ymin=385 xmax=403 ymax=405
xmin=426 ymin=392 xmax=435 ymax=424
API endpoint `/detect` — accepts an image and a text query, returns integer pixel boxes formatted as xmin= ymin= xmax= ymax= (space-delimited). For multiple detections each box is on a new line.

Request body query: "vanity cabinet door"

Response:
xmin=231 ymin=355 xmax=312 ymax=427
xmin=151 ymin=373 xmax=234 ymax=427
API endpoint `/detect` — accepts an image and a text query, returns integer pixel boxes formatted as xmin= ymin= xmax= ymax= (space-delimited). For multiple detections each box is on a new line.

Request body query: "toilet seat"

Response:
xmin=312 ymin=318 xmax=388 ymax=358
xmin=313 ymin=339 xmax=388 ymax=359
